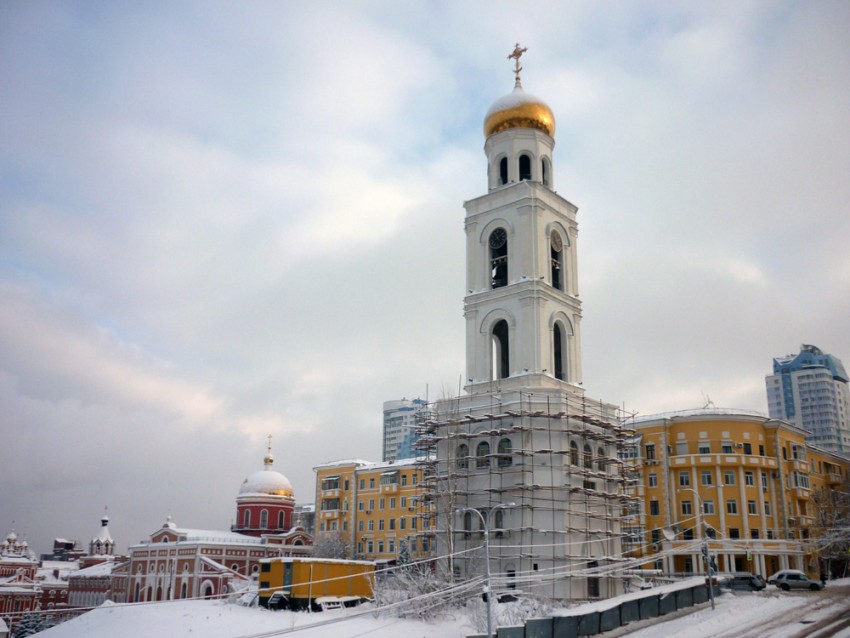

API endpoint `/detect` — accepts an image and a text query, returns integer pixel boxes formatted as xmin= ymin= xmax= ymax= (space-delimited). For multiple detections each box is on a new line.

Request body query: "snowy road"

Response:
xmin=613 ymin=582 xmax=850 ymax=638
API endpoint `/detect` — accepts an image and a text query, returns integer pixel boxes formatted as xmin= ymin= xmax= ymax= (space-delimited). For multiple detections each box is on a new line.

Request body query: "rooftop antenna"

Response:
xmin=701 ymin=393 xmax=715 ymax=409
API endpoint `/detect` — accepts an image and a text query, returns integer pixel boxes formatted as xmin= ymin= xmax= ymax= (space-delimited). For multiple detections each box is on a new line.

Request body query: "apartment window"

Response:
xmin=743 ymin=443 xmax=752 ymax=455
xmin=367 ymin=541 xmax=374 ymax=554
xmin=681 ymin=500 xmax=693 ymax=516
xmin=368 ymin=520 xmax=374 ymax=531
xmin=679 ymin=471 xmax=690 ymax=487
xmin=761 ymin=473 xmax=769 ymax=490
xmin=703 ymin=500 xmax=715 ymax=515
xmin=359 ymin=479 xmax=365 ymax=489
xmin=400 ymin=497 xmax=407 ymax=508
xmin=343 ymin=479 xmax=349 ymax=491
xmin=676 ymin=441 xmax=689 ymax=456
xmin=726 ymin=499 xmax=738 ymax=515
xmin=724 ymin=470 xmax=735 ymax=486
xmin=358 ymin=501 xmax=364 ymax=511
xmin=358 ymin=521 xmax=363 ymax=532
xmin=765 ymin=502 xmax=771 ymax=516
xmin=648 ymin=473 xmax=658 ymax=487
xmin=751 ymin=529 xmax=760 ymax=539
xmin=651 ymin=529 xmax=661 ymax=544
xmin=368 ymin=499 xmax=375 ymax=510
xmin=645 ymin=444 xmax=656 ymax=460
xmin=378 ymin=520 xmax=385 ymax=531
xmin=721 ymin=441 xmax=733 ymax=454
xmin=388 ymin=539 xmax=395 ymax=553
xmin=698 ymin=441 xmax=711 ymax=454
xmin=748 ymin=500 xmax=757 ymax=515
xmin=379 ymin=498 xmax=385 ymax=510
xmin=745 ymin=471 xmax=755 ymax=486
xmin=650 ymin=500 xmax=659 ymax=516
xmin=370 ymin=478 xmax=375 ymax=488
xmin=729 ymin=528 xmax=740 ymax=539
xmin=390 ymin=497 xmax=396 ymax=509
xmin=401 ymin=474 xmax=408 ymax=486
xmin=767 ymin=531 xmax=774 ymax=540
xmin=701 ymin=470 xmax=713 ymax=486
xmin=759 ymin=445 xmax=765 ymax=456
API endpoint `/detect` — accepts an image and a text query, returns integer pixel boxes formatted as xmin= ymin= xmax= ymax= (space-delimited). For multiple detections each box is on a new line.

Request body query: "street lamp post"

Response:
xmin=678 ymin=487 xmax=715 ymax=611
xmin=456 ymin=502 xmax=516 ymax=638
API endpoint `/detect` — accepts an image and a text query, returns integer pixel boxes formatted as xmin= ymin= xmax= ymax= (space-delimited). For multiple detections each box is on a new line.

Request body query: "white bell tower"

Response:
xmin=463 ymin=44 xmax=583 ymax=395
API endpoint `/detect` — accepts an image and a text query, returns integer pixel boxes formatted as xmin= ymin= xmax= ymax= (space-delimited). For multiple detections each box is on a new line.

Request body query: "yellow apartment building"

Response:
xmin=623 ymin=409 xmax=849 ymax=578
xmin=313 ymin=459 xmax=434 ymax=565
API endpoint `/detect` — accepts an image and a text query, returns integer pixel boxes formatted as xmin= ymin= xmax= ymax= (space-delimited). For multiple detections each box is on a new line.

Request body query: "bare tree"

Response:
xmin=810 ymin=481 xmax=850 ymax=579
xmin=312 ymin=529 xmax=351 ymax=560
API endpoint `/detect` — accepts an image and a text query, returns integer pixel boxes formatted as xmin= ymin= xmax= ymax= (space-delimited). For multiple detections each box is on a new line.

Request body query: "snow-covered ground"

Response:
xmin=36 ymin=580 xmax=850 ymax=638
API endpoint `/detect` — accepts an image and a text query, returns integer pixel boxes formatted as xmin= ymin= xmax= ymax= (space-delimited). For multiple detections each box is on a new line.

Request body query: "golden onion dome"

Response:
xmin=239 ymin=469 xmax=295 ymax=498
xmin=484 ymin=87 xmax=556 ymax=138
xmin=238 ymin=440 xmax=295 ymax=498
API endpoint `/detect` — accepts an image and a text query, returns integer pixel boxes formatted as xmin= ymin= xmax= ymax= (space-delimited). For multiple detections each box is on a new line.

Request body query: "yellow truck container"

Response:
xmin=258 ymin=557 xmax=375 ymax=611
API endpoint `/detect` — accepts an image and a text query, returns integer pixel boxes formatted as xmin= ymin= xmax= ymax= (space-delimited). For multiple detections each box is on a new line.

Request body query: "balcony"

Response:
xmin=826 ymin=471 xmax=843 ymax=485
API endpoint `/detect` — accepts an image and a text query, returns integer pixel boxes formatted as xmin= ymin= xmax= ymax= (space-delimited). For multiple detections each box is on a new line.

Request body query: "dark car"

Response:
xmin=722 ymin=572 xmax=767 ymax=591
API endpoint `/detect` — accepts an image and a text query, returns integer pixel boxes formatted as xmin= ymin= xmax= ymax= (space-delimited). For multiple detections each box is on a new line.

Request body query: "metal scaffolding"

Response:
xmin=413 ymin=388 xmax=639 ymax=600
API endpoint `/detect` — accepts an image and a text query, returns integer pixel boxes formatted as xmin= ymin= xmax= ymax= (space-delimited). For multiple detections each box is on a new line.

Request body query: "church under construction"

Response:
xmin=414 ymin=46 xmax=637 ymax=601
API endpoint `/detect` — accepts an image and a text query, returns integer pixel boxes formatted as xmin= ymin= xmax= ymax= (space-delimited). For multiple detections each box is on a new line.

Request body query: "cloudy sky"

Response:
xmin=2 ymin=1 xmax=849 ymax=554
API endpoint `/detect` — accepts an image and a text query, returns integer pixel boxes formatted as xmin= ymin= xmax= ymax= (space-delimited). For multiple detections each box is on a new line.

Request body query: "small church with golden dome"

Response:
xmin=232 ymin=442 xmax=297 ymax=536
xmin=125 ymin=443 xmax=311 ymax=602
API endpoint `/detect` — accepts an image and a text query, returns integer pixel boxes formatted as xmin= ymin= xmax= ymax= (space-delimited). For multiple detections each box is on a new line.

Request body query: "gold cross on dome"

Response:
xmin=508 ymin=43 xmax=527 ymax=87
xmin=267 ymin=434 xmax=273 ymax=454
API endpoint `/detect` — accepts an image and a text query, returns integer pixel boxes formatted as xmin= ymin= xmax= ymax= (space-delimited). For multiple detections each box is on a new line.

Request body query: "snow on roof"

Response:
xmin=71 ymin=561 xmax=116 ymax=577
xmin=132 ymin=527 xmax=261 ymax=548
xmin=261 ymin=556 xmax=374 ymax=567
xmin=174 ymin=528 xmax=261 ymax=543
xmin=312 ymin=458 xmax=373 ymax=470
xmin=632 ymin=407 xmax=769 ymax=423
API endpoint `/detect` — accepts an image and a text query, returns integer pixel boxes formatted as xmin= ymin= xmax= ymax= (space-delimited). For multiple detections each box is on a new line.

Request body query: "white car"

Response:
xmin=767 ymin=569 xmax=806 ymax=586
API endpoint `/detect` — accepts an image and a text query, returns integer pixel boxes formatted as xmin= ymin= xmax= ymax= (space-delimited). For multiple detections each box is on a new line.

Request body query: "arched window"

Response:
xmin=550 ymin=231 xmax=564 ymax=291
xmin=583 ymin=444 xmax=593 ymax=468
xmin=489 ymin=228 xmax=508 ymax=288
xmin=457 ymin=443 xmax=469 ymax=470
xmin=180 ymin=583 xmax=187 ymax=600
xmin=497 ymin=438 xmax=512 ymax=468
xmin=519 ymin=154 xmax=531 ymax=181
xmin=492 ymin=319 xmax=510 ymax=379
xmin=597 ymin=447 xmax=606 ymax=471
xmin=541 ymin=157 xmax=551 ymax=187
xmin=243 ymin=509 xmax=251 ymax=528
xmin=494 ymin=508 xmax=504 ymax=533
xmin=476 ymin=441 xmax=490 ymax=469
xmin=134 ymin=583 xmax=140 ymax=603
xmin=570 ymin=441 xmax=579 ymax=466
xmin=260 ymin=509 xmax=268 ymax=529
xmin=278 ymin=511 xmax=285 ymax=529
xmin=499 ymin=157 xmax=508 ymax=185
xmin=463 ymin=511 xmax=473 ymax=536
xmin=554 ymin=323 xmax=566 ymax=381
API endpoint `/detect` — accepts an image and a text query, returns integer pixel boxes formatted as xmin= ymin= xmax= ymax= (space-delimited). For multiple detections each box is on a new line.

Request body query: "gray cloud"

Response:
xmin=1 ymin=1 xmax=848 ymax=553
